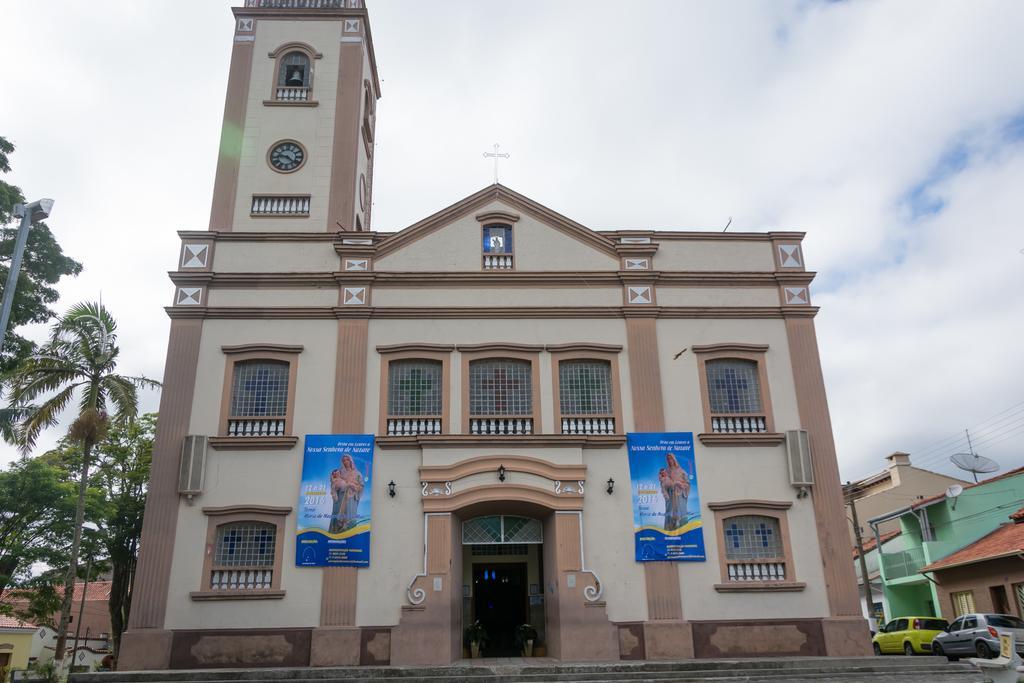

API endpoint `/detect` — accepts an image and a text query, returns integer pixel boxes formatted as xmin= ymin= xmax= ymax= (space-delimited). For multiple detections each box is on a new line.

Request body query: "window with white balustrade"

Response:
xmin=482 ymin=224 xmax=514 ymax=270
xmin=558 ymin=359 xmax=616 ymax=435
xmin=267 ymin=43 xmax=322 ymax=104
xmin=194 ymin=507 xmax=289 ymax=600
xmin=468 ymin=358 xmax=533 ymax=435
xmin=709 ymin=501 xmax=801 ymax=591
xmin=386 ymin=359 xmax=443 ymax=436
xmin=228 ymin=360 xmax=291 ymax=438
xmin=694 ymin=347 xmax=775 ymax=437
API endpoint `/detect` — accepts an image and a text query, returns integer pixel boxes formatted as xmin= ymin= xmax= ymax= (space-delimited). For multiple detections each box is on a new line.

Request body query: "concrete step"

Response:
xmin=71 ymin=658 xmax=986 ymax=683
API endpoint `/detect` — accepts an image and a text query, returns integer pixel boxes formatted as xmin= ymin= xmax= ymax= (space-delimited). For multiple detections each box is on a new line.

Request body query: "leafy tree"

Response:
xmin=3 ymin=302 xmax=159 ymax=668
xmin=90 ymin=412 xmax=154 ymax=662
xmin=0 ymin=136 xmax=83 ymax=372
xmin=0 ymin=457 xmax=87 ymax=598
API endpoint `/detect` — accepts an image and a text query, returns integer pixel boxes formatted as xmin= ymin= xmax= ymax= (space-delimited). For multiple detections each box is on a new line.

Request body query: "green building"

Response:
xmin=868 ymin=466 xmax=1024 ymax=620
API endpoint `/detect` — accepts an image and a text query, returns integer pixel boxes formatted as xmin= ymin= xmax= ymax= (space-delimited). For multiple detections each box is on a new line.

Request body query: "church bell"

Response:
xmin=287 ymin=69 xmax=305 ymax=86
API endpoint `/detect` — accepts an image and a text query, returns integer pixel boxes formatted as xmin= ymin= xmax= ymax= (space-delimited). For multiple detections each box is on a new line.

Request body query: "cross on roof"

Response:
xmin=483 ymin=143 xmax=510 ymax=184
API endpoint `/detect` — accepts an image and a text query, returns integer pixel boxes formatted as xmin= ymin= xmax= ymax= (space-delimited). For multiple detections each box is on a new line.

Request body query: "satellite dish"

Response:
xmin=945 ymin=484 xmax=964 ymax=499
xmin=950 ymin=452 xmax=999 ymax=483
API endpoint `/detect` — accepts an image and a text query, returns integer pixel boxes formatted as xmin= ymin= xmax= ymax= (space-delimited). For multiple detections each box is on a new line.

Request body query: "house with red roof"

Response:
xmin=0 ymin=615 xmax=37 ymax=676
xmin=867 ymin=466 xmax=1024 ymax=622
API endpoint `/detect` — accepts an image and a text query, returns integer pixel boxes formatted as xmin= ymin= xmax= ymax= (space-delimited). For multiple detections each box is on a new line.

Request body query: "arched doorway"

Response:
xmin=462 ymin=515 xmax=544 ymax=656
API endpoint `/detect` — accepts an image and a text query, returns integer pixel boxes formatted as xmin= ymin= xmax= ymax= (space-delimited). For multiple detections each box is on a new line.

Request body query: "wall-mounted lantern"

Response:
xmin=498 ymin=464 xmax=506 ymax=482
xmin=606 ymin=478 xmax=615 ymax=494
xmin=388 ymin=480 xmax=396 ymax=497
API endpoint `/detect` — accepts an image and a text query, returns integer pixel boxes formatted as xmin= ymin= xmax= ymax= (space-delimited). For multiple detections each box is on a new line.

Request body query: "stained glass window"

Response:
xmin=214 ymin=522 xmax=276 ymax=567
xmin=482 ymin=224 xmax=513 ymax=254
xmin=469 ymin=359 xmax=531 ymax=415
xmin=388 ymin=359 xmax=442 ymax=415
xmin=706 ymin=359 xmax=762 ymax=413
xmin=559 ymin=359 xmax=612 ymax=415
xmin=723 ymin=515 xmax=782 ymax=560
xmin=230 ymin=361 xmax=289 ymax=417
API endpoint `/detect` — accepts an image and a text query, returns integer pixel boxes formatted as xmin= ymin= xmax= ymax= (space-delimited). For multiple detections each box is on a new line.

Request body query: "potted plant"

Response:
xmin=465 ymin=620 xmax=487 ymax=658
xmin=515 ymin=623 xmax=538 ymax=657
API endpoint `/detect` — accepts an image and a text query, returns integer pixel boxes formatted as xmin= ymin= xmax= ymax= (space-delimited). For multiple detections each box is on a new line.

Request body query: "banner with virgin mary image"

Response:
xmin=627 ymin=432 xmax=705 ymax=562
xmin=295 ymin=434 xmax=375 ymax=567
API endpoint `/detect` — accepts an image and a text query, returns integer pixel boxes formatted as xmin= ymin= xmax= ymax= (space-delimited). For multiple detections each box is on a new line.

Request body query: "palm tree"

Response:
xmin=3 ymin=301 xmax=159 ymax=669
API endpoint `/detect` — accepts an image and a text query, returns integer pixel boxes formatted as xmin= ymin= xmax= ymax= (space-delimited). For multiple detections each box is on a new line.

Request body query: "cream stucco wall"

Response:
xmin=654 ymin=239 xmax=776 ymax=272
xmin=370 ymin=287 xmax=622 ymax=308
xmin=206 ymin=288 xmax=338 ymax=307
xmin=234 ymin=20 xmax=342 ymax=233
xmin=655 ymin=287 xmax=781 ymax=307
xmin=375 ymin=201 xmax=619 ymax=272
xmin=212 ymin=241 xmax=340 ymax=273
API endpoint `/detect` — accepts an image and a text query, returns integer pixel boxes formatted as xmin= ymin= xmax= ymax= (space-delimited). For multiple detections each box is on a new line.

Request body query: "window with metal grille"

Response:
xmin=278 ymin=51 xmax=310 ymax=87
xmin=387 ymin=360 xmax=442 ymax=415
xmin=559 ymin=359 xmax=612 ymax=415
xmin=951 ymin=590 xmax=976 ymax=617
xmin=706 ymin=359 xmax=762 ymax=413
xmin=482 ymin=224 xmax=513 ymax=254
xmin=214 ymin=522 xmax=276 ymax=567
xmin=722 ymin=515 xmax=783 ymax=560
xmin=230 ymin=361 xmax=289 ymax=417
xmin=462 ymin=516 xmax=542 ymax=545
xmin=469 ymin=359 xmax=531 ymax=415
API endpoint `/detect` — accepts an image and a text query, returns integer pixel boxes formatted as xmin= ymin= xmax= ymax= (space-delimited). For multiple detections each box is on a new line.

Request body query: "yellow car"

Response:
xmin=872 ymin=617 xmax=950 ymax=656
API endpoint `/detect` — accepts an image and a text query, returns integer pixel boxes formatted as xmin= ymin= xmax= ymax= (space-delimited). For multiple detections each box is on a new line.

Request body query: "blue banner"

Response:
xmin=628 ymin=432 xmax=705 ymax=562
xmin=296 ymin=434 xmax=374 ymax=567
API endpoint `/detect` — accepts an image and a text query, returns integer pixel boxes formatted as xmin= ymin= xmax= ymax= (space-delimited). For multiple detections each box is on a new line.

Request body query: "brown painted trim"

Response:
xmin=460 ymin=348 xmax=542 ymax=434
xmin=784 ymin=317 xmax=862 ymax=617
xmin=262 ymin=100 xmax=320 ymax=107
xmin=127 ymin=319 xmax=204 ymax=635
xmin=691 ymin=343 xmax=769 ymax=354
xmin=422 ymin=484 xmax=583 ymax=513
xmin=177 ymin=239 xmax=215 ymax=273
xmin=202 ymin=505 xmax=293 ymax=516
xmin=713 ymin=582 xmax=806 ymax=593
xmin=208 ymin=36 xmax=254 ymax=231
xmin=644 ymin=563 xmax=683 ymax=621
xmin=208 ymin=436 xmax=299 ymax=450
xmin=376 ymin=343 xmax=455 ymax=354
xmin=377 ymin=350 xmax=451 ymax=436
xmin=707 ymin=500 xmax=792 ymax=511
xmin=222 ymin=343 xmax=304 ymax=355
xmin=625 ymin=318 xmax=665 ymax=432
xmin=599 ymin=230 xmax=807 ymax=242
xmin=455 ymin=342 xmax=545 ymax=353
xmin=710 ymin=504 xmax=797 ymax=588
xmin=268 ymin=41 xmax=323 ymax=59
xmin=327 ymin=42 xmax=364 ymax=231
xmin=180 ymin=230 xmax=345 ymax=242
xmin=189 ymin=590 xmax=286 ymax=601
xmin=376 ymin=434 xmax=625 ymax=448
xmin=693 ymin=347 xmax=776 ymax=435
xmin=475 ymin=210 xmax=520 ymax=223
xmin=420 ymin=455 xmax=586 ymax=483
xmin=374 ymin=184 xmax=619 ymax=261
xmin=545 ymin=342 xmax=623 ymax=353
xmin=549 ymin=349 xmax=624 ymax=436
xmin=697 ymin=433 xmax=786 ymax=446
xmin=200 ymin=510 xmax=287 ymax=594
xmin=218 ymin=350 xmax=300 ymax=437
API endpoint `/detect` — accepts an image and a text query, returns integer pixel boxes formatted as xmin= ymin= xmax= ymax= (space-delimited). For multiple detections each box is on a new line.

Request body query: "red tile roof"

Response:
xmin=68 ymin=580 xmax=112 ymax=602
xmin=922 ymin=516 xmax=1024 ymax=572
xmin=1011 ymin=506 xmax=1024 ymax=522
xmin=912 ymin=466 xmax=1024 ymax=509
xmin=853 ymin=530 xmax=901 ymax=559
xmin=0 ymin=614 xmax=37 ymax=629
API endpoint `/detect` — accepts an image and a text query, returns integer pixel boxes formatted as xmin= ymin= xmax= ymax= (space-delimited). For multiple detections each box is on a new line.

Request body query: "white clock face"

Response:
xmin=269 ymin=141 xmax=305 ymax=172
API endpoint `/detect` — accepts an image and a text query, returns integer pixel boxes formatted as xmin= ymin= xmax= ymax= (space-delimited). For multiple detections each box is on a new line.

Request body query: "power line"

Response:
xmin=910 ymin=400 xmax=1024 ymax=459
xmin=912 ymin=418 xmax=1024 ymax=471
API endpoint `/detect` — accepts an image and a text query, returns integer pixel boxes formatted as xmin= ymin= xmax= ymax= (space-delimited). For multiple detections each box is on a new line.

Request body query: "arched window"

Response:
xmin=468 ymin=358 xmax=533 ymax=435
xmin=278 ymin=51 xmax=310 ymax=88
xmin=228 ymin=359 xmax=290 ymax=436
xmin=386 ymin=359 xmax=443 ymax=435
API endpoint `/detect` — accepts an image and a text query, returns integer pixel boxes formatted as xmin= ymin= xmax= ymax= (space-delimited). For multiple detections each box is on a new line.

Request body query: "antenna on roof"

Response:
xmin=950 ymin=429 xmax=999 ymax=483
xmin=944 ymin=483 xmax=964 ymax=510
xmin=722 ymin=217 xmax=732 ymax=232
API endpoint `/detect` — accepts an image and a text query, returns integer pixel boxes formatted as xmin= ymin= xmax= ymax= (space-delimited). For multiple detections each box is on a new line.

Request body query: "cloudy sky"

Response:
xmin=2 ymin=0 xmax=1022 ymax=482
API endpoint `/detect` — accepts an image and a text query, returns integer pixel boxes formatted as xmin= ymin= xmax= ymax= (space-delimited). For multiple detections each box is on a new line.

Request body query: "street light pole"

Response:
xmin=0 ymin=198 xmax=54 ymax=350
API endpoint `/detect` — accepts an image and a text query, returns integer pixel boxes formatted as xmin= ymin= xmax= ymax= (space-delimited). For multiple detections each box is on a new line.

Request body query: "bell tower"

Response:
xmin=209 ymin=0 xmax=380 ymax=233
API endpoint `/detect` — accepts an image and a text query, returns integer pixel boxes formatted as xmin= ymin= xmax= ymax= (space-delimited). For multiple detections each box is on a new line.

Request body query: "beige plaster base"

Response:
xmin=822 ymin=616 xmax=873 ymax=656
xmin=310 ymin=626 xmax=361 ymax=667
xmin=643 ymin=620 xmax=695 ymax=660
xmin=390 ymin=606 xmax=453 ymax=666
xmin=117 ymin=629 xmax=172 ymax=670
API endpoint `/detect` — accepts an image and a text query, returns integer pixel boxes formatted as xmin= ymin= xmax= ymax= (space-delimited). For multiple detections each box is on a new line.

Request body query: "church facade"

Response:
xmin=121 ymin=0 xmax=870 ymax=669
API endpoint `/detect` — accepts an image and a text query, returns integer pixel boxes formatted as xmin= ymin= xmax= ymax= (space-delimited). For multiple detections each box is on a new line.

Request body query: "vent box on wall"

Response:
xmin=178 ymin=435 xmax=208 ymax=500
xmin=786 ymin=429 xmax=814 ymax=494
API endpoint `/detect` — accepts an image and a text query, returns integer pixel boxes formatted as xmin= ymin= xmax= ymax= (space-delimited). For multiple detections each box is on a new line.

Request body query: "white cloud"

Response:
xmin=1 ymin=0 xmax=1022 ymax=480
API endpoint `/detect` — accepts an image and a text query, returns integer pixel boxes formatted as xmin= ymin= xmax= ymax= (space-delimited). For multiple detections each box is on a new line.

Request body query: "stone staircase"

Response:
xmin=71 ymin=657 xmax=990 ymax=683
